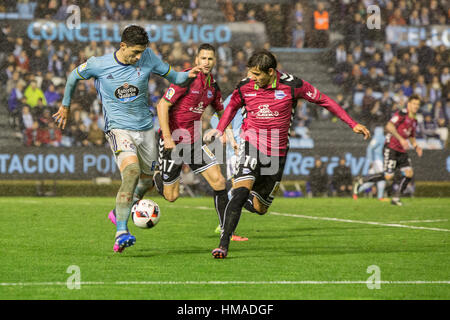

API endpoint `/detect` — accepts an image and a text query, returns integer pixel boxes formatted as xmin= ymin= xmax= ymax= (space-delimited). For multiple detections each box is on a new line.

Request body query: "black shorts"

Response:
xmin=233 ymin=140 xmax=287 ymax=207
xmin=157 ymin=131 xmax=218 ymax=184
xmin=383 ymin=146 xmax=412 ymax=175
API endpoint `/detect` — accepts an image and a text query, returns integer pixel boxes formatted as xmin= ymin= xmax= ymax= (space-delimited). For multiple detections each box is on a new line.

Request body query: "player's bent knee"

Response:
xmin=210 ymin=175 xmax=226 ymax=190
xmin=163 ymin=190 xmax=179 ymax=202
xmin=384 ymin=173 xmax=394 ymax=181
xmin=403 ymin=169 xmax=414 ymax=178
xmin=252 ymin=198 xmax=268 ymax=215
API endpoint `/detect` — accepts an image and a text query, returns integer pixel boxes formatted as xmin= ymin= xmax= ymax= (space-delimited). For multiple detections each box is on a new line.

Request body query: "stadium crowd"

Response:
xmin=327 ymin=0 xmax=449 ymax=148
xmin=0 ymin=0 xmax=261 ymax=148
xmin=1 ymin=0 xmax=448 ymax=151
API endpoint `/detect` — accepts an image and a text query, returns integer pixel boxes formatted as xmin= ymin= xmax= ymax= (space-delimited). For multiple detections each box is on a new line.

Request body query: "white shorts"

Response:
xmin=105 ymin=128 xmax=157 ymax=175
xmin=368 ymin=160 xmax=383 ymax=175
xmin=226 ymin=154 xmax=238 ymax=180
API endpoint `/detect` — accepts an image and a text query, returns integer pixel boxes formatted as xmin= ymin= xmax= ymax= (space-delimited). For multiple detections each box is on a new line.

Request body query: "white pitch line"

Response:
xmin=1 ymin=281 xmax=449 ymax=287
xmin=176 ymin=205 xmax=450 ymax=233
xmin=269 ymin=212 xmax=450 ymax=233
xmin=394 ymin=219 xmax=448 ymax=223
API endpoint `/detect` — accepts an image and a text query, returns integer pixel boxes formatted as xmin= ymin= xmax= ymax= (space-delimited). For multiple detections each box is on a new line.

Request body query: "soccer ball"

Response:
xmin=131 ymin=199 xmax=160 ymax=229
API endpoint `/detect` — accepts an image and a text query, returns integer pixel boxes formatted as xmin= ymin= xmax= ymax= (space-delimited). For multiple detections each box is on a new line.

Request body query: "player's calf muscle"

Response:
xmin=163 ymin=184 xmax=179 ymax=202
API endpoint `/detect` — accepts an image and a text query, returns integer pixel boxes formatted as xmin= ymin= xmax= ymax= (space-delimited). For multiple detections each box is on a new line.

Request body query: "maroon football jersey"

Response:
xmin=386 ymin=109 xmax=417 ymax=153
xmin=216 ymin=71 xmax=358 ymax=156
xmin=163 ymin=71 xmax=223 ymax=144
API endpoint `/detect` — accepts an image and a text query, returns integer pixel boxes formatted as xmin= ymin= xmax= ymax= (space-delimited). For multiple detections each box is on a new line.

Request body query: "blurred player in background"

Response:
xmin=353 ymin=94 xmax=423 ymax=206
xmin=53 ymin=25 xmax=205 ymax=253
xmin=210 ymin=94 xmax=245 ymax=236
xmin=353 ymin=126 xmax=387 ymax=201
xmin=206 ymin=49 xmax=370 ymax=258
xmin=152 ymin=43 xmax=245 ymax=241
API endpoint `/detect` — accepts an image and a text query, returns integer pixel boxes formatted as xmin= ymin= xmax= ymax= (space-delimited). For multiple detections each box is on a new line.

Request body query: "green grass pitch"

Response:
xmin=0 ymin=197 xmax=449 ymax=300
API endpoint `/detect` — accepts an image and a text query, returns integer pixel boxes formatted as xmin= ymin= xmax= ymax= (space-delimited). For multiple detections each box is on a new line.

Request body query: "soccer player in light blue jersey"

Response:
xmin=53 ymin=25 xmax=205 ymax=253
xmin=353 ymin=126 xmax=387 ymax=201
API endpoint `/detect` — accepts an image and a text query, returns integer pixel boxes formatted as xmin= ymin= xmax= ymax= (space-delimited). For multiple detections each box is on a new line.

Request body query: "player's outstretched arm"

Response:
xmin=156 ymin=98 xmax=176 ymax=150
xmin=353 ymin=123 xmax=371 ymax=140
xmin=53 ymin=68 xmax=81 ymax=129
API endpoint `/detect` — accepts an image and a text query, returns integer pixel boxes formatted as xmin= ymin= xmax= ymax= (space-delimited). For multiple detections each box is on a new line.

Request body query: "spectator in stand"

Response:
xmin=420 ymin=113 xmax=440 ymax=140
xmin=361 ymin=87 xmax=376 ymax=126
xmin=38 ymin=108 xmax=53 ymax=128
xmin=307 ymin=158 xmax=329 ymax=197
xmin=234 ymin=2 xmax=247 ymax=21
xmin=29 ymin=49 xmax=48 ymax=75
xmin=362 ymin=66 xmax=382 ymax=92
xmin=388 ymin=8 xmax=407 ymax=25
xmin=242 ymin=41 xmax=255 ymax=60
xmin=383 ymin=43 xmax=395 ymax=65
xmin=47 ymin=121 xmax=62 ymax=147
xmin=218 ymin=0 xmax=235 ymax=22
xmin=344 ymin=13 xmax=365 ymax=47
xmin=401 ymin=79 xmax=413 ymax=97
xmin=312 ymin=2 xmax=330 ymax=48
xmin=73 ymin=123 xmax=90 ymax=146
xmin=21 ymin=105 xmax=34 ymax=132
xmin=335 ymin=43 xmax=347 ymax=65
xmin=331 ymin=157 xmax=353 ymax=197
xmin=234 ymin=50 xmax=247 ymax=73
xmin=15 ymin=50 xmax=30 ymax=72
xmin=429 ymin=76 xmax=442 ymax=104
xmin=87 ymin=121 xmax=105 ymax=146
xmin=44 ymin=83 xmax=61 ymax=110
xmin=24 ymin=80 xmax=46 ymax=108
xmin=292 ymin=24 xmax=305 ymax=48
xmin=417 ymin=40 xmax=435 ymax=72
xmin=409 ymin=9 xmax=421 ymax=26
xmin=217 ymin=42 xmax=233 ymax=71
xmin=8 ymin=81 xmax=26 ymax=128
xmin=24 ymin=120 xmax=41 ymax=146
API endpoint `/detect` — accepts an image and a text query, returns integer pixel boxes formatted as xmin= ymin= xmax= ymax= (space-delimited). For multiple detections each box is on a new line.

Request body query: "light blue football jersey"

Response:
xmin=68 ymin=48 xmax=172 ymax=132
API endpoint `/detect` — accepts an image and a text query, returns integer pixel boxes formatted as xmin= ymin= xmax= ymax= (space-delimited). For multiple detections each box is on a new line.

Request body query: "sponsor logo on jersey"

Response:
xmin=207 ymin=90 xmax=213 ymax=99
xmin=274 ymin=90 xmax=287 ymax=100
xmin=306 ymin=87 xmax=318 ymax=99
xmin=255 ymin=104 xmax=279 ymax=119
xmin=78 ymin=62 xmax=87 ymax=72
xmin=189 ymin=101 xmax=205 ymax=114
xmin=244 ymin=93 xmax=257 ymax=97
xmin=115 ymin=83 xmax=139 ymax=103
xmin=165 ymin=87 xmax=175 ymax=100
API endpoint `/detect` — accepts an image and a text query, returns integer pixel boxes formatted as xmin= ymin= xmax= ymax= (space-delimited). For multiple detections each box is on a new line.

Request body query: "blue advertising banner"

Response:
xmin=0 ymin=147 xmax=448 ymax=181
xmin=10 ymin=20 xmax=267 ymax=46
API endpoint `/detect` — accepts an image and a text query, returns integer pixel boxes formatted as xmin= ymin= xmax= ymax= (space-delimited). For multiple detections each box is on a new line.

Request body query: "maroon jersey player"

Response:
xmin=153 ymin=43 xmax=245 ymax=241
xmin=356 ymin=94 xmax=423 ymax=206
xmin=206 ymin=49 xmax=370 ymax=259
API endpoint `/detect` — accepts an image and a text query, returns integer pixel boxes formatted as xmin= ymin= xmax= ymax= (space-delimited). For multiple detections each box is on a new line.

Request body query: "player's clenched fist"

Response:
xmin=353 ymin=123 xmax=371 ymax=140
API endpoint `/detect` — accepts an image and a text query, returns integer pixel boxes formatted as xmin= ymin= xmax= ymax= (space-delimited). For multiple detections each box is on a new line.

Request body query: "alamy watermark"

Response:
xmin=66 ymin=5 xmax=81 ymax=30
xmin=66 ymin=265 xmax=81 ymax=289
xmin=366 ymin=5 xmax=381 ymax=30
xmin=366 ymin=265 xmax=381 ymax=289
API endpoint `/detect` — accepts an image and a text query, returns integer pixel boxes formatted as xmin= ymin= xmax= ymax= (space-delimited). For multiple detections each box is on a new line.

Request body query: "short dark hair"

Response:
xmin=408 ymin=94 xmax=421 ymax=102
xmin=197 ymin=43 xmax=216 ymax=54
xmin=247 ymin=49 xmax=277 ymax=73
xmin=121 ymin=25 xmax=149 ymax=46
